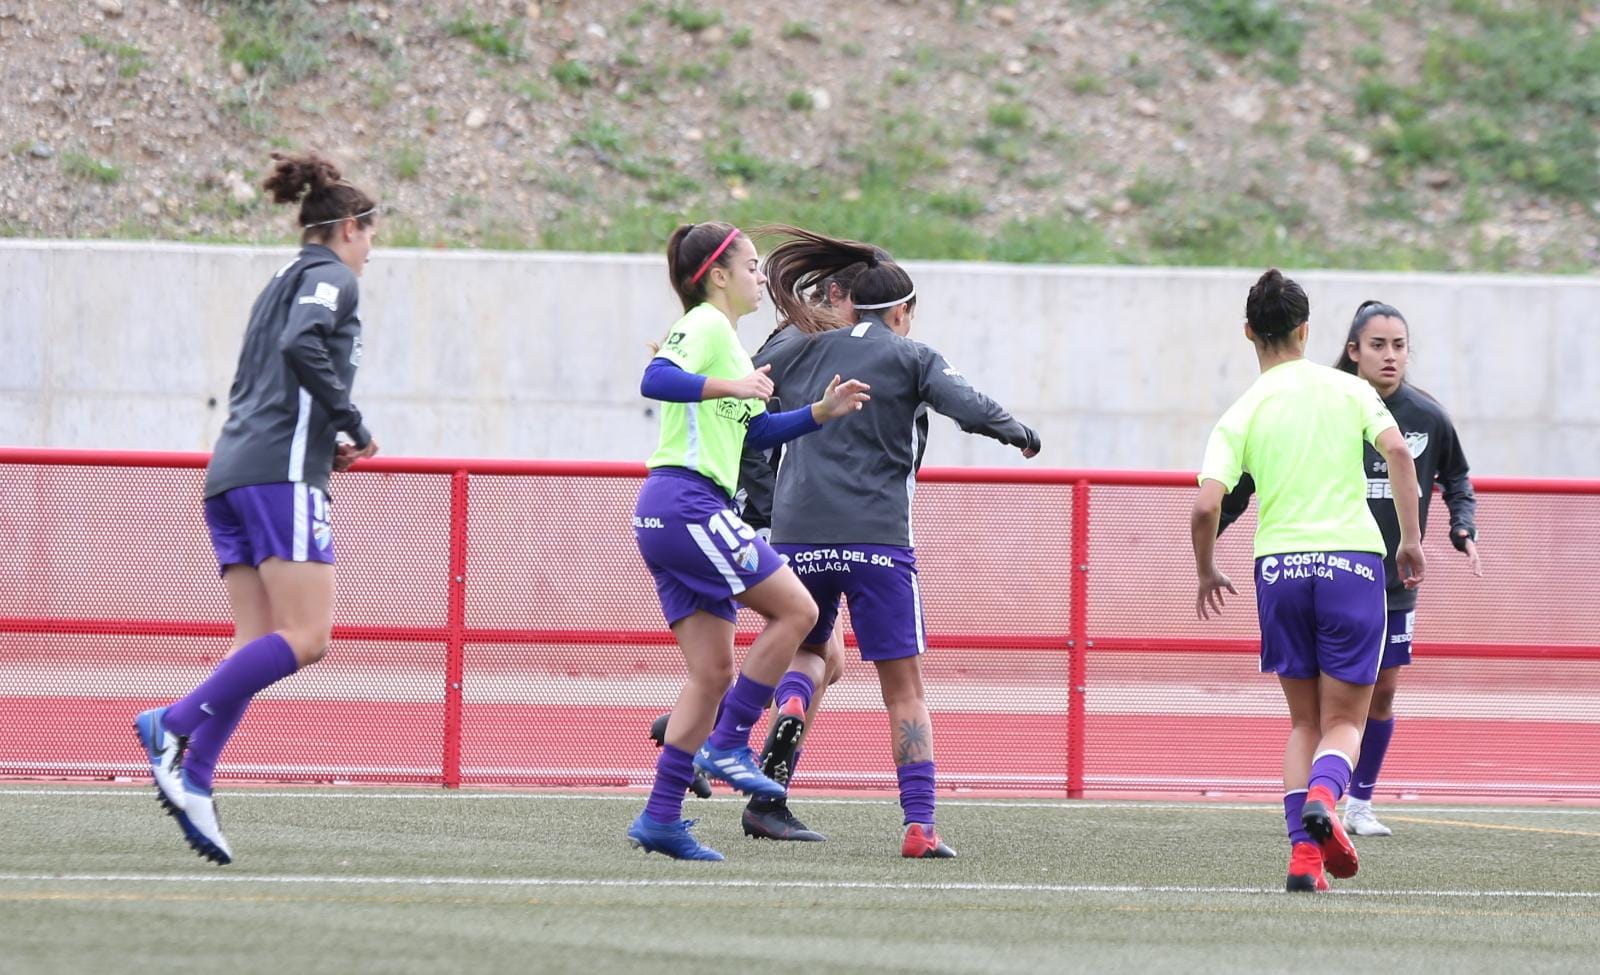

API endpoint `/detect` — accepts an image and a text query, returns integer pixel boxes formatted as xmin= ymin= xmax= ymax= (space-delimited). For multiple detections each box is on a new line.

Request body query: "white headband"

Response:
xmin=852 ymin=289 xmax=916 ymax=310
xmin=302 ymin=205 xmax=378 ymax=229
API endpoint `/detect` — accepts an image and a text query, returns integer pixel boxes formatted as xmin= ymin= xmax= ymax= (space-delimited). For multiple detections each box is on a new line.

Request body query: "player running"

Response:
xmin=1192 ymin=270 xmax=1424 ymax=892
xmin=134 ymin=151 xmax=381 ymax=864
xmin=1220 ymin=300 xmax=1480 ymax=837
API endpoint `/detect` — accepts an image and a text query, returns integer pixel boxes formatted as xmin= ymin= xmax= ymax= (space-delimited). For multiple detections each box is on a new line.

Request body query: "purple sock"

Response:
xmin=1308 ymin=750 xmax=1354 ymax=801
xmin=182 ymin=696 xmax=249 ymax=792
xmin=705 ymin=673 xmax=776 ymax=751
xmin=774 ymin=670 xmax=815 ymax=713
xmin=1348 ymin=717 xmax=1395 ymax=802
xmin=1284 ymin=789 xmax=1311 ymax=846
xmin=165 ymin=632 xmax=298 ymax=737
xmin=644 ymin=745 xmax=695 ymax=824
xmin=896 ymin=760 xmax=936 ymax=825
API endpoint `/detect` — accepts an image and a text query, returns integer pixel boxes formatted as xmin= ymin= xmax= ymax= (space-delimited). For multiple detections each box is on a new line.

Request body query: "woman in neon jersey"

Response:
xmin=1191 ymin=269 xmax=1425 ymax=892
xmin=629 ymin=221 xmax=869 ymax=861
xmin=1220 ymin=300 xmax=1480 ymax=839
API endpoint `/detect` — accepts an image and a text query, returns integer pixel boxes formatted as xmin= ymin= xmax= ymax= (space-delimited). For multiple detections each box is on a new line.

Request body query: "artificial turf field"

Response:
xmin=1 ymin=786 xmax=1596 ymax=974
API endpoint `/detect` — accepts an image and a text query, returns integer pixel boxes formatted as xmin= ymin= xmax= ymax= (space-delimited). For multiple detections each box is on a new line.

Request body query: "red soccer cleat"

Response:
xmin=1301 ymin=785 xmax=1359 ymax=878
xmin=901 ymin=823 xmax=957 ymax=859
xmin=1286 ymin=841 xmax=1329 ymax=892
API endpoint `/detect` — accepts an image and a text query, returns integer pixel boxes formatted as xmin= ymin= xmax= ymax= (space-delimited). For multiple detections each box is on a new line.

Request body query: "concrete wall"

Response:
xmin=2 ymin=240 xmax=1597 ymax=475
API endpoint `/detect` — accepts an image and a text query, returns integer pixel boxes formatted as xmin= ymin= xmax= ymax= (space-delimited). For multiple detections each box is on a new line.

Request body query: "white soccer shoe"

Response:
xmin=1342 ymin=801 xmax=1394 ymax=837
xmin=179 ymin=773 xmax=234 ymax=865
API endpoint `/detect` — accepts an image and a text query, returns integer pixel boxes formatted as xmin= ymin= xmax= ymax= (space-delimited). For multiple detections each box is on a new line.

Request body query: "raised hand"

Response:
xmin=814 ymin=375 xmax=871 ymax=421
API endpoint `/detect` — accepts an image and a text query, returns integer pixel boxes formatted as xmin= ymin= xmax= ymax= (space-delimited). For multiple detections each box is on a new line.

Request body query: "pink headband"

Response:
xmin=688 ymin=228 xmax=742 ymax=285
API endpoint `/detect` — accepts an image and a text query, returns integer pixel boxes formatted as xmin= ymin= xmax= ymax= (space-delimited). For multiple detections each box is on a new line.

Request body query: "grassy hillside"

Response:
xmin=1 ymin=0 xmax=1596 ymax=271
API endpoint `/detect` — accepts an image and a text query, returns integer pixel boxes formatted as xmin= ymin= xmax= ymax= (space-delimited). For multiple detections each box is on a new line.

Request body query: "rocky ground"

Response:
xmin=1 ymin=0 xmax=1595 ymax=271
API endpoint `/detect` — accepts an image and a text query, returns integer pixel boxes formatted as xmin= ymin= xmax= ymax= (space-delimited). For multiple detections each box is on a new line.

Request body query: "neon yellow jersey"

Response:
xmin=646 ymin=303 xmax=766 ymax=496
xmin=1200 ymin=358 xmax=1398 ymax=558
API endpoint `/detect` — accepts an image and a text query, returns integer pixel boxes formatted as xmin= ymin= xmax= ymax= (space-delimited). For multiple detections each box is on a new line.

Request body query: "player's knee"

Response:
xmin=282 ymin=627 xmax=331 ymax=665
xmin=691 ymin=656 xmax=738 ymax=690
xmin=786 ymin=594 xmax=819 ymax=633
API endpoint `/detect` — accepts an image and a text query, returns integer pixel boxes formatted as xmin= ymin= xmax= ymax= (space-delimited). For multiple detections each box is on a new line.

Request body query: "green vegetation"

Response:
xmin=785 ymin=89 xmax=815 ymax=111
xmin=1159 ymin=0 xmax=1306 ymax=82
xmin=780 ymin=21 xmax=823 ymax=42
xmin=442 ymin=12 xmax=523 ymax=59
xmin=551 ymin=59 xmax=597 ymax=89
xmin=391 ymin=144 xmax=425 ymax=181
xmin=665 ymin=3 xmax=723 ymax=32
xmin=79 ymin=34 xmax=147 ymax=78
xmin=60 ymin=152 xmax=122 ymax=184
xmin=1353 ymin=3 xmax=1600 ymax=200
xmin=218 ymin=0 xmax=326 ymax=81
xmin=987 ymin=101 xmax=1029 ymax=130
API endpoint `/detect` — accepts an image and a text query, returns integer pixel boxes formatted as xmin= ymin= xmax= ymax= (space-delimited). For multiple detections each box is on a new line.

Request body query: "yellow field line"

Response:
xmin=1385 ymin=815 xmax=1600 ymax=838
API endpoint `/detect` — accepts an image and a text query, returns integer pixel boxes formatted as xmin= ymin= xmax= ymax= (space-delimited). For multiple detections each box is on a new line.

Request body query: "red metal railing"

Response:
xmin=3 ymin=447 xmax=1598 ymax=798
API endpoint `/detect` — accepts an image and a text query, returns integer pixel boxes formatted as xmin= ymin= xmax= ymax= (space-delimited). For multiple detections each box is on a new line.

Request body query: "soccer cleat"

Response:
xmin=1285 ymin=841 xmax=1329 ymax=893
xmin=759 ymin=695 xmax=808 ymax=786
xmin=626 ymin=813 xmax=725 ymax=861
xmin=1343 ymin=802 xmax=1394 ymax=837
xmin=694 ymin=744 xmax=786 ymax=799
xmin=901 ymin=823 xmax=956 ymax=859
xmin=742 ymin=797 xmax=825 ymax=842
xmin=648 ymin=713 xmax=712 ymax=799
xmin=134 ymin=707 xmax=188 ymax=814
xmin=1302 ymin=785 xmax=1359 ymax=878
xmin=174 ymin=771 xmax=233 ymax=865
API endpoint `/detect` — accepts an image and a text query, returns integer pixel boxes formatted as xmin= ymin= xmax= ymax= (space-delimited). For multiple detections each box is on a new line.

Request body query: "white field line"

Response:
xmin=0 ymin=872 xmax=1595 ymax=900
xmin=3 ymin=788 xmax=1600 ymax=815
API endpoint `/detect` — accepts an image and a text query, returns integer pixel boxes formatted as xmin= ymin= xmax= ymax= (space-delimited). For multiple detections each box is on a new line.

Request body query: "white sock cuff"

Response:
xmin=1312 ymin=749 xmax=1354 ymax=771
xmin=1284 ymin=788 xmax=1308 ymax=797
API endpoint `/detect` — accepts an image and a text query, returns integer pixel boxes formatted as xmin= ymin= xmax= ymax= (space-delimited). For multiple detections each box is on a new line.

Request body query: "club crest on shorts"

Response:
xmin=734 ymin=543 xmax=760 ymax=573
xmin=313 ymin=521 xmax=332 ymax=551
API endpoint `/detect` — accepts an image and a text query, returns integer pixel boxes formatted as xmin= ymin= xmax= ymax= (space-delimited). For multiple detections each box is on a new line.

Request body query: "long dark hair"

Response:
xmin=665 ymin=221 xmax=743 ymax=313
xmin=261 ymin=151 xmax=377 ymax=244
xmin=759 ymin=225 xmax=912 ymax=335
xmin=1335 ymin=300 xmax=1408 ymax=374
xmin=1244 ymin=268 xmax=1308 ymax=346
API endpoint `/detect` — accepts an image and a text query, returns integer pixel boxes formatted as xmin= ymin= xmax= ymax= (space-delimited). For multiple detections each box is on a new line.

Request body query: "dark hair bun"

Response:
xmin=262 ymin=151 xmax=343 ymax=204
xmin=1245 ymin=267 xmax=1308 ymax=340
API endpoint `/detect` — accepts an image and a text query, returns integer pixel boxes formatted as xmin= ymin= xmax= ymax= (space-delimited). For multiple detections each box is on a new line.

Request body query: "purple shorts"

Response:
xmin=773 ymin=543 xmax=925 ymax=662
xmin=1382 ymin=609 xmax=1414 ymax=669
xmin=1255 ymin=551 xmax=1386 ymax=685
xmin=634 ymin=468 xmax=787 ymax=625
xmin=204 ymin=482 xmax=335 ymax=575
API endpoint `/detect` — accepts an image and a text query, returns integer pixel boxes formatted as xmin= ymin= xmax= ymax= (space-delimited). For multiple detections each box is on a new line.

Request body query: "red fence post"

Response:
xmin=443 ymin=470 xmax=469 ymax=789
xmin=1068 ymin=479 xmax=1090 ymax=799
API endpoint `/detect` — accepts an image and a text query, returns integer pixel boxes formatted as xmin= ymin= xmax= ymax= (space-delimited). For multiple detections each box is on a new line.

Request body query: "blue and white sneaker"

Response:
xmin=694 ymin=744 xmax=787 ymax=799
xmin=134 ymin=708 xmax=188 ymax=814
xmin=627 ymin=813 xmax=724 ymax=861
xmin=176 ymin=771 xmax=233 ymax=865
